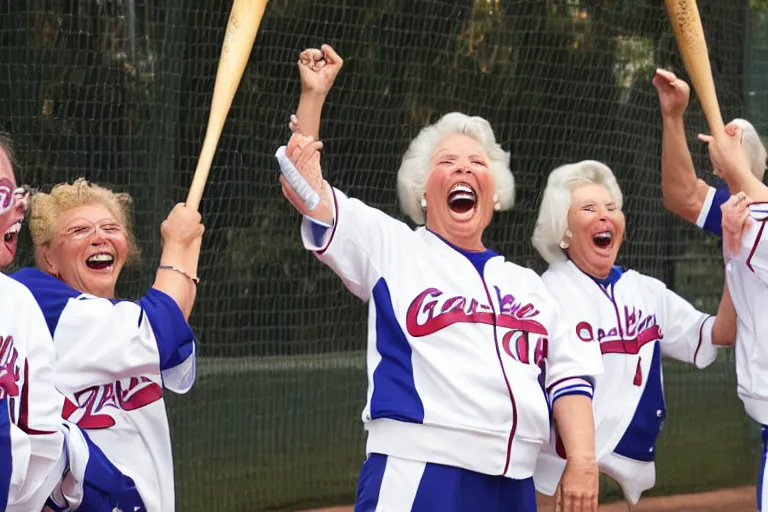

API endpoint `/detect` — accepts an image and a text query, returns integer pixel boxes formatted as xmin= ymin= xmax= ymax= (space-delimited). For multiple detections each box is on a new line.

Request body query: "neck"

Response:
xmin=571 ymin=257 xmax=612 ymax=280
xmin=428 ymin=225 xmax=485 ymax=252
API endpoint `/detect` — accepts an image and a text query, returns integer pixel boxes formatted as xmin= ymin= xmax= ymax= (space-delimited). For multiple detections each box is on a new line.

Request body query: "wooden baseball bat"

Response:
xmin=664 ymin=0 xmax=726 ymax=143
xmin=186 ymin=0 xmax=271 ymax=211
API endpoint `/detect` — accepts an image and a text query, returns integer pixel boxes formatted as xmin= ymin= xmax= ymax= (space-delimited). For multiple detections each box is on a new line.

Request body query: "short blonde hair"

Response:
xmin=29 ymin=178 xmax=139 ymax=265
xmin=396 ymin=112 xmax=514 ymax=225
xmin=532 ymin=160 xmax=623 ymax=264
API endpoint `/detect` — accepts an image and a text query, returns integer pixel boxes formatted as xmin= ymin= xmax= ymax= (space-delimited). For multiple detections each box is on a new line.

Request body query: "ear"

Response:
xmin=37 ymin=244 xmax=58 ymax=275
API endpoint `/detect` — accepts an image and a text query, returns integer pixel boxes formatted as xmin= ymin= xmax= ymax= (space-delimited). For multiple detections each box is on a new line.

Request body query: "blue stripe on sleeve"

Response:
xmin=307 ymin=216 xmax=332 ymax=247
xmin=139 ymin=288 xmax=196 ymax=372
xmin=702 ymin=183 xmax=730 ymax=238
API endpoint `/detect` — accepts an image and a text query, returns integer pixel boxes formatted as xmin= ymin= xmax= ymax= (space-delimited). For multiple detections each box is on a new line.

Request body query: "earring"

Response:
xmin=565 ymin=228 xmax=572 ymax=239
xmin=493 ymin=194 xmax=501 ymax=212
xmin=420 ymin=197 xmax=427 ymax=209
xmin=559 ymin=240 xmax=569 ymax=250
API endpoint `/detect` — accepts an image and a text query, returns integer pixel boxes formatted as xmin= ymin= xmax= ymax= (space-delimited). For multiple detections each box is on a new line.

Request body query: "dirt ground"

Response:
xmin=302 ymin=486 xmax=757 ymax=512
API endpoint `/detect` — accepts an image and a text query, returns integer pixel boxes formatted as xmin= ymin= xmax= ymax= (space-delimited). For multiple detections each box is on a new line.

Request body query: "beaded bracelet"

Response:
xmin=158 ymin=265 xmax=200 ymax=285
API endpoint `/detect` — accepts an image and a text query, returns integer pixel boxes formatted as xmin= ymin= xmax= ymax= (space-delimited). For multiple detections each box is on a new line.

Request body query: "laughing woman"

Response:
xmin=11 ymin=178 xmax=203 ymax=512
xmin=531 ymin=160 xmax=736 ymax=506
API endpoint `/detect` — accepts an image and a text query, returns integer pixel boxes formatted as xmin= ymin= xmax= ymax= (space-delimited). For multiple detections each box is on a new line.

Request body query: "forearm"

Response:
xmin=553 ymin=394 xmax=596 ymax=463
xmin=296 ymin=90 xmax=328 ymax=140
xmin=661 ymin=115 xmax=701 ymax=222
xmin=712 ymin=280 xmax=737 ymax=346
xmin=153 ymin=245 xmax=199 ymax=320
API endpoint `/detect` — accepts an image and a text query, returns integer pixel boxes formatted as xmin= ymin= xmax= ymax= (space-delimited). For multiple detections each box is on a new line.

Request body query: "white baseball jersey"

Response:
xmin=724 ymin=204 xmax=768 ymax=425
xmin=301 ymin=187 xmax=604 ymax=479
xmin=11 ymin=267 xmax=197 ymax=512
xmin=533 ymin=260 xmax=719 ymax=503
xmin=0 ymin=271 xmax=67 ymax=511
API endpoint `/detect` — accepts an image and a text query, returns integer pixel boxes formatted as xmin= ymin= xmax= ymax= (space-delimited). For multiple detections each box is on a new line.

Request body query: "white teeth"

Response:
xmin=4 ymin=220 xmax=21 ymax=235
xmin=449 ymin=183 xmax=475 ymax=195
xmin=594 ymin=232 xmax=612 ymax=240
xmin=86 ymin=253 xmax=114 ymax=263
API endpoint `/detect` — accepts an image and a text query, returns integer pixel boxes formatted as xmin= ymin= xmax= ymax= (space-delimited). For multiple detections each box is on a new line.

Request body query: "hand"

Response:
xmin=280 ymin=131 xmax=333 ymax=224
xmin=298 ymin=44 xmax=344 ymax=96
xmin=555 ymin=457 xmax=598 ymax=512
xmin=652 ymin=68 xmax=690 ymax=118
xmin=697 ymin=124 xmax=751 ymax=180
xmin=160 ymin=203 xmax=205 ymax=253
xmin=721 ymin=192 xmax=753 ymax=258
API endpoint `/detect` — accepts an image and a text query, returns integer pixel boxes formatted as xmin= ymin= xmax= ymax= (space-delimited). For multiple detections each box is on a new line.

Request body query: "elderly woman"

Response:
xmin=699 ymin=125 xmax=768 ymax=511
xmin=279 ymin=60 xmax=604 ymax=509
xmin=10 ymin=178 xmax=203 ymax=512
xmin=530 ymin=160 xmax=736 ymax=505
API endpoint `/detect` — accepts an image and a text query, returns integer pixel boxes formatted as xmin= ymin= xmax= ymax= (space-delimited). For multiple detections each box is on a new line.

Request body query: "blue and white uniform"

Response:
xmin=303 ymin=186 xmax=603 ymax=512
xmin=0 ymin=271 xmax=145 ymax=511
xmin=11 ymin=267 xmax=197 ymax=512
xmin=721 ymin=203 xmax=768 ymax=511
xmin=696 ymin=181 xmax=731 ymax=237
xmin=533 ymin=260 xmax=721 ymax=504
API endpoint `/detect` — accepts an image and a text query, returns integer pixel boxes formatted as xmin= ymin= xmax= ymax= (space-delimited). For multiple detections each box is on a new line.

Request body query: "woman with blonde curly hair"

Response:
xmin=11 ymin=178 xmax=204 ymax=512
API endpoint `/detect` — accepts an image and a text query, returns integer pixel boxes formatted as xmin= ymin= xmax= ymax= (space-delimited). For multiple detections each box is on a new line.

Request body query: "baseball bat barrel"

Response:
xmin=664 ymin=0 xmax=725 ymax=142
xmin=186 ymin=0 xmax=270 ymax=211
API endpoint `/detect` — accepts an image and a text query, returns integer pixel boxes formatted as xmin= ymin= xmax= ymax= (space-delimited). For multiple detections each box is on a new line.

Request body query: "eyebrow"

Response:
xmin=64 ymin=217 xmax=119 ymax=228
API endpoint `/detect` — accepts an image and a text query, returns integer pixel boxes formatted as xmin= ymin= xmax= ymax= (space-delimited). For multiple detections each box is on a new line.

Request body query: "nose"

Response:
xmin=453 ymin=166 xmax=472 ymax=175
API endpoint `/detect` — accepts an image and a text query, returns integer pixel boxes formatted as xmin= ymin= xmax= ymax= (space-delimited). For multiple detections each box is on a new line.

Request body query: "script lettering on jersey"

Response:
xmin=0 ymin=335 xmax=21 ymax=401
xmin=62 ymin=376 xmax=162 ymax=429
xmin=575 ymin=305 xmax=662 ymax=355
xmin=405 ymin=287 xmax=549 ymax=367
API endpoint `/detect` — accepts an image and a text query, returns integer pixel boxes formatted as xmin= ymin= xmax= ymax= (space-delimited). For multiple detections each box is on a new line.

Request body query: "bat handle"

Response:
xmin=186 ymin=128 xmax=220 ymax=212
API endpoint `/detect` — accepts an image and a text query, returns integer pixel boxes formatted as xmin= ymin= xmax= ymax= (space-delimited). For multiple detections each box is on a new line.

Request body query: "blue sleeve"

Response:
xmin=699 ymin=183 xmax=730 ymax=238
xmin=139 ymin=288 xmax=196 ymax=372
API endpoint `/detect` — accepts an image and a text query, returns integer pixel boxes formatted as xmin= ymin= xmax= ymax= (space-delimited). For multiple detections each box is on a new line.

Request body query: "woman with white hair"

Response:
xmin=653 ymin=68 xmax=767 ymax=236
xmin=699 ymin=123 xmax=768 ymax=512
xmin=278 ymin=59 xmax=604 ymax=508
xmin=530 ymin=159 xmax=736 ymax=506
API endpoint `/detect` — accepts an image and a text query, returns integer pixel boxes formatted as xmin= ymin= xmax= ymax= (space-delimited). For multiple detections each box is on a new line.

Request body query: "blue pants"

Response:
xmin=759 ymin=425 xmax=768 ymax=511
xmin=355 ymin=453 xmax=536 ymax=512
xmin=0 ymin=396 xmax=11 ymax=510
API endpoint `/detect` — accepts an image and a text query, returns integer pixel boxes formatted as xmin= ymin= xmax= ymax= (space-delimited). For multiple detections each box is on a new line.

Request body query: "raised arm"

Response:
xmin=152 ymin=203 xmax=204 ymax=320
xmin=291 ymin=44 xmax=343 ymax=140
xmin=653 ymin=69 xmax=715 ymax=227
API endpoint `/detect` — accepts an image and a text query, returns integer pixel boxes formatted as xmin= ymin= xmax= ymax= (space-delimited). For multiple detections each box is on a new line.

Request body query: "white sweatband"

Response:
xmin=275 ymin=146 xmax=321 ymax=211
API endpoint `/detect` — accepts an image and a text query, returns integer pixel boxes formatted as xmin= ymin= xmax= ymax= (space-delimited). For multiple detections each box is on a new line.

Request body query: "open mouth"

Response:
xmin=4 ymin=220 xmax=21 ymax=246
xmin=592 ymin=231 xmax=613 ymax=249
xmin=447 ymin=183 xmax=477 ymax=214
xmin=85 ymin=252 xmax=114 ymax=271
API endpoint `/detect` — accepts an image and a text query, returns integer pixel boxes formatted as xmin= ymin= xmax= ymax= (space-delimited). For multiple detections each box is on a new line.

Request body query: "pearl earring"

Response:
xmin=559 ymin=240 xmax=569 ymax=250
xmin=420 ymin=198 xmax=427 ymax=209
xmin=493 ymin=194 xmax=501 ymax=212
xmin=565 ymin=228 xmax=572 ymax=239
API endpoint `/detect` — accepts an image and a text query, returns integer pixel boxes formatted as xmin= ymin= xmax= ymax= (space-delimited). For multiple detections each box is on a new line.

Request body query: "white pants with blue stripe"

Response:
xmin=355 ymin=453 xmax=536 ymax=512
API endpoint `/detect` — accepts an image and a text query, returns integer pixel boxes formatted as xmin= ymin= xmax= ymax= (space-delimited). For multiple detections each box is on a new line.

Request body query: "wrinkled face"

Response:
xmin=0 ymin=148 xmax=26 ymax=268
xmin=44 ymin=203 xmax=129 ymax=298
xmin=423 ymin=133 xmax=495 ymax=247
xmin=566 ymin=184 xmax=625 ymax=277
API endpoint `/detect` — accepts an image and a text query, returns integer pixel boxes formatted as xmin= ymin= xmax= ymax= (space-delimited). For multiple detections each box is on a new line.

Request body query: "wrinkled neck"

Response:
xmin=568 ymin=254 xmax=613 ymax=280
xmin=426 ymin=221 xmax=485 ymax=252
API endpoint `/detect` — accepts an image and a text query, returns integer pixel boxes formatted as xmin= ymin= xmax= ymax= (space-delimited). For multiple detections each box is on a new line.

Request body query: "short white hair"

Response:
xmin=531 ymin=160 xmax=623 ymax=265
xmin=396 ymin=112 xmax=514 ymax=225
xmin=730 ymin=118 xmax=767 ymax=181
